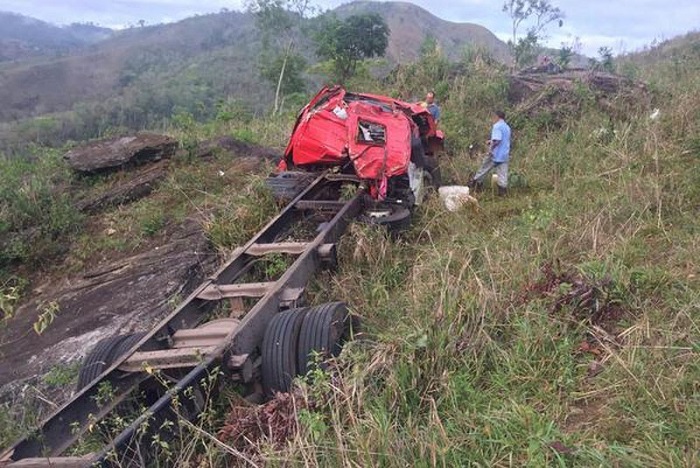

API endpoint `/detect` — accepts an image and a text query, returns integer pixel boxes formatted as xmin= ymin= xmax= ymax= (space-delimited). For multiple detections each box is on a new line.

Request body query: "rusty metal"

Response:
xmin=1 ymin=172 xmax=363 ymax=467
xmin=246 ymin=242 xmax=308 ymax=255
xmin=294 ymin=200 xmax=349 ymax=210
xmin=5 ymin=456 xmax=95 ymax=467
xmin=196 ymin=281 xmax=273 ymax=300
xmin=119 ymin=347 xmax=217 ymax=372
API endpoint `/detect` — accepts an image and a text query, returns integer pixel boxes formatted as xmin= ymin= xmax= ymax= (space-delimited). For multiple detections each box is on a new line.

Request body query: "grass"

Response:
xmin=1 ymin=41 xmax=699 ymax=466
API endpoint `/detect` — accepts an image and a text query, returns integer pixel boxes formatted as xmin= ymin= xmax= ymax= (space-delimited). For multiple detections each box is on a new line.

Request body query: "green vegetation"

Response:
xmin=503 ymin=0 xmax=565 ymax=68
xmin=313 ymin=12 xmax=390 ymax=83
xmin=0 ymin=150 xmax=83 ymax=276
xmin=1 ymin=26 xmax=699 ymax=468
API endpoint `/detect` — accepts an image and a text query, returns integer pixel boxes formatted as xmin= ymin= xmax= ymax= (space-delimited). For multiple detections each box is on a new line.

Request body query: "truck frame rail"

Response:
xmin=1 ymin=172 xmax=365 ymax=467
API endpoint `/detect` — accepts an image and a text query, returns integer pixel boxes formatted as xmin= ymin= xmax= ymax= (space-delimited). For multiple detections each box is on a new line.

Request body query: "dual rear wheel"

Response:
xmin=261 ymin=302 xmax=352 ymax=396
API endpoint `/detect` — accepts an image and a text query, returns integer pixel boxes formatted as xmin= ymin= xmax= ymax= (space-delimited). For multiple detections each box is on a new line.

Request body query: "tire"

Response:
xmin=77 ymin=335 xmax=128 ymax=390
xmin=261 ymin=308 xmax=308 ymax=396
xmin=110 ymin=332 xmax=147 ymax=363
xmin=77 ymin=333 xmax=146 ymax=390
xmin=297 ymin=302 xmax=350 ymax=376
xmin=360 ymin=204 xmax=412 ymax=233
xmin=265 ymin=171 xmax=315 ymax=201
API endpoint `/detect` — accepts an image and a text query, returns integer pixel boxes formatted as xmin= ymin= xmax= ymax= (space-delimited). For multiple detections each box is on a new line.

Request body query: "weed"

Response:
xmin=0 ymin=276 xmax=26 ymax=322
xmin=43 ymin=362 xmax=81 ymax=388
xmin=32 ymin=301 xmax=60 ymax=336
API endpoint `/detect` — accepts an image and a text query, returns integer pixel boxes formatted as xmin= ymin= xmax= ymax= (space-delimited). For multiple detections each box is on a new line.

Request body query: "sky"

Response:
xmin=3 ymin=0 xmax=699 ymax=56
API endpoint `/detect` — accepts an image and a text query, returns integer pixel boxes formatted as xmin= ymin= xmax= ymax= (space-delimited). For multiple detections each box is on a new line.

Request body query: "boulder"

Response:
xmin=508 ymin=70 xmax=652 ymax=128
xmin=0 ymin=218 xmax=216 ymax=388
xmin=74 ymin=161 xmax=169 ymax=214
xmin=64 ymin=133 xmax=178 ymax=173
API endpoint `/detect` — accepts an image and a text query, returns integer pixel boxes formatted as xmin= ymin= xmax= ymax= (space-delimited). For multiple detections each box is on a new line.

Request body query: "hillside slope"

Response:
xmin=335 ymin=1 xmax=510 ymax=63
xmin=0 ymin=11 xmax=261 ymax=124
xmin=0 ymin=11 xmax=112 ymax=62
xmin=1 ymin=32 xmax=699 ymax=464
xmin=0 ymin=2 xmax=510 ymax=130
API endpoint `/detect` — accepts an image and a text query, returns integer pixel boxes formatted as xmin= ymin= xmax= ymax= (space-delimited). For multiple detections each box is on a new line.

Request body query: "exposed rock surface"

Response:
xmin=64 ymin=133 xmax=178 ymax=173
xmin=508 ymin=70 xmax=652 ymax=127
xmin=74 ymin=161 xmax=169 ymax=214
xmin=195 ymin=136 xmax=281 ymax=162
xmin=0 ymin=218 xmax=216 ymax=388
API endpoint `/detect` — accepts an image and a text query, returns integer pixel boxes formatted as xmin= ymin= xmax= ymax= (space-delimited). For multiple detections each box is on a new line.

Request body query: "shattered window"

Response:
xmin=357 ymin=121 xmax=386 ymax=144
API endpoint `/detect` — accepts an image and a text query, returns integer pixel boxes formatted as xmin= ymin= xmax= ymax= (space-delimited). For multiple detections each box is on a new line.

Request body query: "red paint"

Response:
xmin=282 ymin=86 xmax=443 ymax=189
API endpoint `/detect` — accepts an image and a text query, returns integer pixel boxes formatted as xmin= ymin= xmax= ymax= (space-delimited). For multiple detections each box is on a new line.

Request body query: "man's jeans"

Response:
xmin=473 ymin=156 xmax=508 ymax=188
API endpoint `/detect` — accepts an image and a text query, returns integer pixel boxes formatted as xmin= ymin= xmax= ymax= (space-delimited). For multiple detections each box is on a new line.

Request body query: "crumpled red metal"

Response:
xmin=282 ymin=86 xmax=442 ymax=184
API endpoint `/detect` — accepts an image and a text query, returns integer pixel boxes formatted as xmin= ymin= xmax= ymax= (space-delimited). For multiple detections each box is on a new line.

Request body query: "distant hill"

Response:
xmin=335 ymin=1 xmax=511 ymax=63
xmin=0 ymin=2 xmax=515 ymax=151
xmin=0 ymin=11 xmax=261 ymax=123
xmin=617 ymin=31 xmax=700 ymax=69
xmin=0 ymin=11 xmax=112 ymax=62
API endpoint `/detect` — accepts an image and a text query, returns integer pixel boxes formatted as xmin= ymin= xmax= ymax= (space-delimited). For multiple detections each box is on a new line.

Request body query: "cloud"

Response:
xmin=2 ymin=0 xmax=697 ymax=56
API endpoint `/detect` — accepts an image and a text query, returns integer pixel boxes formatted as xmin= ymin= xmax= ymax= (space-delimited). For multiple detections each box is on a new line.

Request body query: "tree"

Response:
xmin=598 ymin=46 xmax=614 ymax=72
xmin=313 ymin=13 xmax=389 ymax=84
xmin=246 ymin=0 xmax=316 ymax=114
xmin=557 ymin=36 xmax=581 ymax=68
xmin=502 ymin=0 xmax=564 ymax=68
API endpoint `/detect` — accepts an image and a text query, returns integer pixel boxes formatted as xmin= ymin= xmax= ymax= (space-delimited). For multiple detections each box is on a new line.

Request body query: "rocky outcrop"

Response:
xmin=508 ymin=70 xmax=652 ymax=127
xmin=0 ymin=218 xmax=216 ymax=387
xmin=74 ymin=161 xmax=169 ymax=214
xmin=195 ymin=136 xmax=281 ymax=161
xmin=64 ymin=133 xmax=178 ymax=173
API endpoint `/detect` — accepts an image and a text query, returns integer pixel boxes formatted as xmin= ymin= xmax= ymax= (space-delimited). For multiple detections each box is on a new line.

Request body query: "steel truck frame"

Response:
xmin=1 ymin=172 xmax=366 ymax=467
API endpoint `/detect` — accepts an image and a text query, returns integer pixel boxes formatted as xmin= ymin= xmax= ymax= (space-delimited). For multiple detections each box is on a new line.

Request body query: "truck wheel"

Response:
xmin=261 ymin=308 xmax=308 ymax=396
xmin=77 ymin=333 xmax=147 ymax=390
xmin=111 ymin=332 xmax=147 ymax=364
xmin=297 ymin=302 xmax=350 ymax=376
xmin=76 ymin=333 xmax=140 ymax=390
xmin=360 ymin=204 xmax=412 ymax=233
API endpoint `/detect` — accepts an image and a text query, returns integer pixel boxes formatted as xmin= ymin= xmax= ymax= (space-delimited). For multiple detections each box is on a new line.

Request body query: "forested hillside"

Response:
xmin=0 ymin=7 xmax=698 ymax=463
xmin=0 ymin=2 xmax=510 ymax=155
xmin=0 ymin=12 xmax=111 ymax=62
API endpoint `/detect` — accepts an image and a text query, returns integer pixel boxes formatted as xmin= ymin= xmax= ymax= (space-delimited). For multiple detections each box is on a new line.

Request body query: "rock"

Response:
xmin=0 ymin=218 xmax=217 ymax=387
xmin=64 ymin=133 xmax=178 ymax=174
xmin=74 ymin=160 xmax=169 ymax=214
xmin=508 ymin=70 xmax=652 ymax=128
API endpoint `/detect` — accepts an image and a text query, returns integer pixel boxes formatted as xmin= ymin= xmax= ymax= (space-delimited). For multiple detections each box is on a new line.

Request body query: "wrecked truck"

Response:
xmin=271 ymin=85 xmax=444 ymax=229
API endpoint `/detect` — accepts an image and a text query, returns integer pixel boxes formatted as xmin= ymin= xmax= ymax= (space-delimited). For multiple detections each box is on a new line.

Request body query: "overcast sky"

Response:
xmin=3 ymin=0 xmax=698 ymax=56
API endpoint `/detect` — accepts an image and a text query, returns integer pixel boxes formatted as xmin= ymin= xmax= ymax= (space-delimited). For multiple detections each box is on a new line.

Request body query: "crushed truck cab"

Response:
xmin=279 ymin=86 xmax=444 ymax=203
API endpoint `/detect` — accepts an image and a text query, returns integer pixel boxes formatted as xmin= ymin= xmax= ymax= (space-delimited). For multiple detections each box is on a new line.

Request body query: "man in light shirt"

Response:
xmin=468 ymin=110 xmax=512 ymax=196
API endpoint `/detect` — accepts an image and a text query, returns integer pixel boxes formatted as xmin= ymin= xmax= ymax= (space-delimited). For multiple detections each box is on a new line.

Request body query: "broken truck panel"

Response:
xmin=346 ymin=103 xmax=412 ymax=180
xmin=282 ymin=86 xmax=444 ymax=198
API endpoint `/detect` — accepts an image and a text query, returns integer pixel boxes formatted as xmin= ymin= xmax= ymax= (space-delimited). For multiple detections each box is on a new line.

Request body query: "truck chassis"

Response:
xmin=1 ymin=172 xmax=366 ymax=467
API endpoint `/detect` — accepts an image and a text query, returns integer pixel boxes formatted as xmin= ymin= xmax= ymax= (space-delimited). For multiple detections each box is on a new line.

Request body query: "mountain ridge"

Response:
xmin=0 ymin=11 xmax=112 ymax=62
xmin=0 ymin=2 xmax=513 ymax=135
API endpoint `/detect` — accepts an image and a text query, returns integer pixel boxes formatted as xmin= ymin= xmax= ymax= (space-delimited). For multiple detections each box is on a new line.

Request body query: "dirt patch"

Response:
xmin=195 ymin=136 xmax=281 ymax=162
xmin=562 ymin=398 xmax=609 ymax=434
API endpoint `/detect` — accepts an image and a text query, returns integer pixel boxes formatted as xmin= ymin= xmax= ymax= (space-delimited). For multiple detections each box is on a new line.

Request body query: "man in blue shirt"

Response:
xmin=468 ymin=110 xmax=512 ymax=196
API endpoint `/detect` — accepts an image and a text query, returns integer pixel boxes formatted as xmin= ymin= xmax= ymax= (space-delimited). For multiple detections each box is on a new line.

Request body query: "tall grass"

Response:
xmin=1 ymin=42 xmax=698 ymax=466
xmin=221 ymin=46 xmax=699 ymax=467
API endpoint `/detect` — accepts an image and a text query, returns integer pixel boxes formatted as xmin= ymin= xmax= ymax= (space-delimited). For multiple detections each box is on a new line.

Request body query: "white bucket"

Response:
xmin=438 ymin=186 xmax=477 ymax=212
